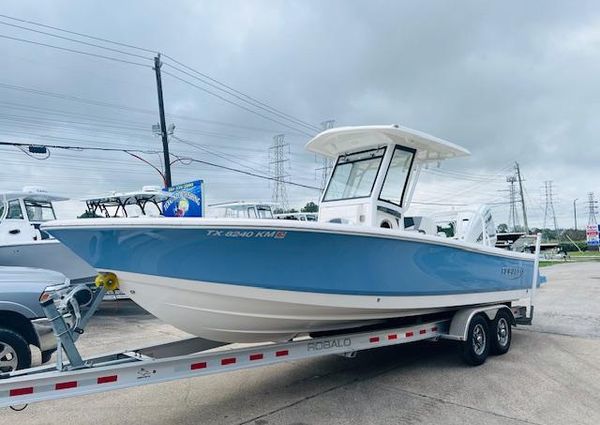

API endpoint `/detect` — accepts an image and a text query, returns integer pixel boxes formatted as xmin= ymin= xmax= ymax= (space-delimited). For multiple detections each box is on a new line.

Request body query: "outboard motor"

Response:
xmin=454 ymin=205 xmax=497 ymax=246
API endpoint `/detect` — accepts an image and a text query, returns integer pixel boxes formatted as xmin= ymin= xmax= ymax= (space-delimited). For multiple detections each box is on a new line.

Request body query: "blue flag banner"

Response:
xmin=163 ymin=180 xmax=204 ymax=217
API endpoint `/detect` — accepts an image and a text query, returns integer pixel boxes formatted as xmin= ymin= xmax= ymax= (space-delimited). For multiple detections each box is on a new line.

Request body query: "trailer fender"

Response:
xmin=444 ymin=305 xmax=514 ymax=342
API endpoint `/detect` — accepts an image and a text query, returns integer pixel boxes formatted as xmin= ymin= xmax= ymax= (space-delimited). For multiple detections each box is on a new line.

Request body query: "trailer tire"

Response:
xmin=491 ymin=310 xmax=512 ymax=355
xmin=0 ymin=328 xmax=32 ymax=372
xmin=41 ymin=349 xmax=55 ymax=364
xmin=461 ymin=314 xmax=490 ymax=366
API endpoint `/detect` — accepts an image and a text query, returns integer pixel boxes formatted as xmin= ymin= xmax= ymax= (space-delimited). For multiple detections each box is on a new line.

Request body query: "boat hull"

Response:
xmin=0 ymin=240 xmax=96 ymax=284
xmin=44 ymin=218 xmax=537 ymax=342
xmin=116 ymin=270 xmax=529 ymax=342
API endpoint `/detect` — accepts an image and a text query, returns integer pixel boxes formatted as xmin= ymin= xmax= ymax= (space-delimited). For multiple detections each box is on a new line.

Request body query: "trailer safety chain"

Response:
xmin=9 ymin=403 xmax=27 ymax=411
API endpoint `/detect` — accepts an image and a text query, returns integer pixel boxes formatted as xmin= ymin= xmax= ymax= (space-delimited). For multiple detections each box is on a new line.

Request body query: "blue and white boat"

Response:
xmin=43 ymin=125 xmax=540 ymax=343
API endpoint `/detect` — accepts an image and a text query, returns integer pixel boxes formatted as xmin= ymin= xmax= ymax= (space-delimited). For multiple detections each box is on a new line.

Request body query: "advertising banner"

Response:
xmin=586 ymin=224 xmax=600 ymax=247
xmin=163 ymin=180 xmax=204 ymax=217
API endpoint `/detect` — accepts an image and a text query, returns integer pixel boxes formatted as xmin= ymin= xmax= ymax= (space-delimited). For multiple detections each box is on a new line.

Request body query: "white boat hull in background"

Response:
xmin=0 ymin=240 xmax=96 ymax=284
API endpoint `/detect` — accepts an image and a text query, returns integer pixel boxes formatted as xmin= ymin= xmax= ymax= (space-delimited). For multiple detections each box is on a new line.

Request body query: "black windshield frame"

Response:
xmin=377 ymin=145 xmax=416 ymax=208
xmin=322 ymin=147 xmax=387 ymax=202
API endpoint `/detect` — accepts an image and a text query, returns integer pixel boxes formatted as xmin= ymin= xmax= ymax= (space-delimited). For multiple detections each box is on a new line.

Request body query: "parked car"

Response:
xmin=0 ymin=266 xmax=70 ymax=372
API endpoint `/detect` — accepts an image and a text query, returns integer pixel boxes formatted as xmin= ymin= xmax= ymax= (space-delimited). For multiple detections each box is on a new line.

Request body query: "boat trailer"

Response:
xmin=0 ymin=237 xmax=543 ymax=409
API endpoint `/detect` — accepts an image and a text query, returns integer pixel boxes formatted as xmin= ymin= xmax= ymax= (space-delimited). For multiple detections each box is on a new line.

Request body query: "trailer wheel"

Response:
xmin=491 ymin=310 xmax=512 ymax=355
xmin=0 ymin=328 xmax=32 ymax=372
xmin=41 ymin=349 xmax=55 ymax=364
xmin=461 ymin=314 xmax=490 ymax=366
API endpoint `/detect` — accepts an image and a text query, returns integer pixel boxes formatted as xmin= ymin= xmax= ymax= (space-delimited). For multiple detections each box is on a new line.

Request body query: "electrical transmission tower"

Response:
xmin=269 ymin=134 xmax=290 ymax=211
xmin=587 ymin=192 xmax=598 ymax=225
xmin=506 ymin=175 xmax=520 ymax=231
xmin=542 ymin=181 xmax=558 ymax=232
xmin=315 ymin=120 xmax=335 ymax=191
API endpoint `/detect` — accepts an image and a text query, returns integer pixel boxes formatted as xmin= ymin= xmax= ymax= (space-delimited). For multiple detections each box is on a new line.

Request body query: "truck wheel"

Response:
xmin=0 ymin=328 xmax=32 ymax=372
xmin=461 ymin=314 xmax=490 ymax=366
xmin=491 ymin=310 xmax=512 ymax=355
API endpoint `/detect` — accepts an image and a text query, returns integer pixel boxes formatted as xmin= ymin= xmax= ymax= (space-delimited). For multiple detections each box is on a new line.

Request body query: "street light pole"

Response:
xmin=573 ymin=198 xmax=578 ymax=230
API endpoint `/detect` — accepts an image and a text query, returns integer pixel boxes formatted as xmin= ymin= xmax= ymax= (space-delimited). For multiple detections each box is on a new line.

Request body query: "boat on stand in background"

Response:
xmin=207 ymin=201 xmax=277 ymax=219
xmin=0 ymin=187 xmax=96 ymax=285
xmin=43 ymin=125 xmax=543 ymax=343
xmin=82 ymin=186 xmax=173 ymax=218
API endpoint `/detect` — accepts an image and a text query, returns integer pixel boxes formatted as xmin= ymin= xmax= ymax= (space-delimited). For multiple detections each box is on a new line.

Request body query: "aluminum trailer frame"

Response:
xmin=0 ymin=235 xmax=542 ymax=409
xmin=0 ymin=307 xmax=527 ymax=408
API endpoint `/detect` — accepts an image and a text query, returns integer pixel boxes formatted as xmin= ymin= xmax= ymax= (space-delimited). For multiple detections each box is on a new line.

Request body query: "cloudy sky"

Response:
xmin=0 ymin=0 xmax=598 ymax=227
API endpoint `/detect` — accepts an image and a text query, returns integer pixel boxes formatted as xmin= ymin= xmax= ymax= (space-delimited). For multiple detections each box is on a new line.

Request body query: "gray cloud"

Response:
xmin=0 ymin=0 xmax=598 ymax=226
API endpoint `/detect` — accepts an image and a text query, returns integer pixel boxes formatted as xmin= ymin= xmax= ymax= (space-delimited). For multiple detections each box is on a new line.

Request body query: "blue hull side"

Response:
xmin=47 ymin=227 xmax=535 ymax=296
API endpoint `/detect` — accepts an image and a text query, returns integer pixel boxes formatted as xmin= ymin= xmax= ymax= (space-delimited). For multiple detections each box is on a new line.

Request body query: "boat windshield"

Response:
xmin=379 ymin=146 xmax=414 ymax=206
xmin=257 ymin=206 xmax=273 ymax=219
xmin=323 ymin=148 xmax=385 ymax=201
xmin=24 ymin=199 xmax=57 ymax=222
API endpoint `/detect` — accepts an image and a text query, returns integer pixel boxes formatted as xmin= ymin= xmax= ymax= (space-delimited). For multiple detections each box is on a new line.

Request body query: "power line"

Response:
xmin=417 ymin=163 xmax=513 ymax=203
xmin=0 ymin=19 xmax=153 ymax=61
xmin=0 ymin=139 xmax=160 ymax=154
xmin=0 ymin=33 xmax=151 ymax=67
xmin=162 ymin=55 xmax=320 ymax=131
xmin=162 ymin=70 xmax=315 ymax=137
xmin=0 ymin=86 xmax=294 ymax=135
xmin=171 ymin=135 xmax=269 ymax=175
xmin=163 ymin=61 xmax=320 ymax=133
xmin=0 ymin=13 xmax=319 ymax=136
xmin=0 ymin=81 xmax=157 ymax=113
xmin=1 ymin=139 xmax=321 ymax=191
xmin=0 ymin=13 xmax=157 ymax=54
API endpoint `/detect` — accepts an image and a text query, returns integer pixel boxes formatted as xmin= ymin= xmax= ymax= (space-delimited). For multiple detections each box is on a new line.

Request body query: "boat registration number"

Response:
xmin=206 ymin=230 xmax=287 ymax=239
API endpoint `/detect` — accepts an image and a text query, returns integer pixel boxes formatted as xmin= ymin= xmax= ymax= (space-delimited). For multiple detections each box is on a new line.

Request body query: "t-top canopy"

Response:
xmin=208 ymin=201 xmax=278 ymax=210
xmin=81 ymin=186 xmax=174 ymax=205
xmin=0 ymin=186 xmax=69 ymax=202
xmin=305 ymin=125 xmax=470 ymax=161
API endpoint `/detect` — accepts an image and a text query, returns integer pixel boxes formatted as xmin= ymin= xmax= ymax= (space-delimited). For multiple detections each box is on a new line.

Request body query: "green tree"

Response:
xmin=497 ymin=223 xmax=509 ymax=233
xmin=78 ymin=211 xmax=101 ymax=218
xmin=301 ymin=202 xmax=319 ymax=213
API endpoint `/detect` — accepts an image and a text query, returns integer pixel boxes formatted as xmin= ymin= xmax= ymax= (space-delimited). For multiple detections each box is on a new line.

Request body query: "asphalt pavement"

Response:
xmin=2 ymin=261 xmax=599 ymax=424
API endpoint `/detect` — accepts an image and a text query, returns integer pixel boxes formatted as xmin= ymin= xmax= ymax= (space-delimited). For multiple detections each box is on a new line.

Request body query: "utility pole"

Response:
xmin=514 ymin=162 xmax=528 ymax=234
xmin=153 ymin=54 xmax=172 ymax=188
xmin=573 ymin=198 xmax=578 ymax=230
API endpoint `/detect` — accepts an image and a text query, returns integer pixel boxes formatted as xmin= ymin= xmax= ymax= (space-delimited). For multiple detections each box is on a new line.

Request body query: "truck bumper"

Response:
xmin=31 ymin=318 xmax=57 ymax=353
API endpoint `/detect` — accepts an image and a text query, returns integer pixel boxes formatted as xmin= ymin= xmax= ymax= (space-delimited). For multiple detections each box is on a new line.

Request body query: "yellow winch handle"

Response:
xmin=95 ymin=272 xmax=120 ymax=291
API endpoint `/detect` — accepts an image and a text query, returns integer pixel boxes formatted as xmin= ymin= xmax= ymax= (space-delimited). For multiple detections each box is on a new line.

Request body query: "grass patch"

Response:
xmin=569 ymin=250 xmax=600 ymax=257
